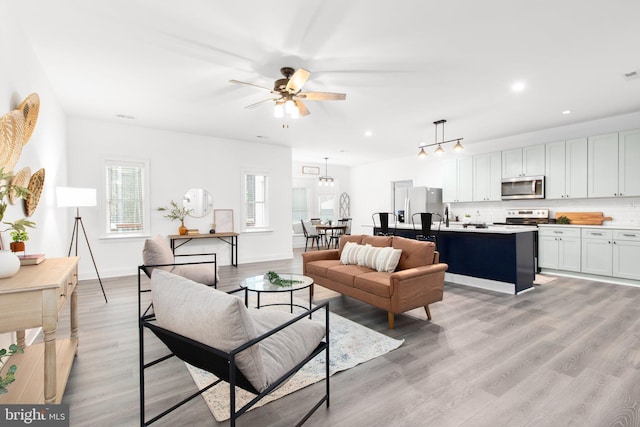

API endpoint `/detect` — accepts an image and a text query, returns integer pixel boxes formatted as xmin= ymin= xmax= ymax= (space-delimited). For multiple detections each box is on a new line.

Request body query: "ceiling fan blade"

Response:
xmin=244 ymin=97 xmax=278 ymax=109
xmin=294 ymin=99 xmax=311 ymax=116
xmin=229 ymin=79 xmax=273 ymax=92
xmin=286 ymin=68 xmax=311 ymax=93
xmin=297 ymin=92 xmax=346 ymax=101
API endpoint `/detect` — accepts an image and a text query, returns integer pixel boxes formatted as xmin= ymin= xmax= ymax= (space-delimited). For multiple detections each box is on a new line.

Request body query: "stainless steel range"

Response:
xmin=503 ymin=209 xmax=550 ymax=226
xmin=494 ymin=209 xmax=549 ymax=273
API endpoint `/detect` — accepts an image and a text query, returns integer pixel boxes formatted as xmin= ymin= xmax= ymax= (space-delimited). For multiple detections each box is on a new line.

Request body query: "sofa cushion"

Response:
xmin=142 ymin=235 xmax=174 ymax=274
xmin=362 ymin=235 xmax=393 ymax=247
xmin=392 ymin=236 xmax=435 ymax=270
xmin=250 ymin=308 xmax=326 ymax=390
xmin=306 ymin=259 xmax=342 ymax=278
xmin=354 ymin=271 xmax=393 ymax=298
xmin=327 ymin=264 xmax=374 ymax=287
xmin=143 ymin=235 xmax=218 ymax=285
xmin=357 ymin=245 xmax=402 ymax=272
xmin=150 ymin=270 xmax=266 ymax=391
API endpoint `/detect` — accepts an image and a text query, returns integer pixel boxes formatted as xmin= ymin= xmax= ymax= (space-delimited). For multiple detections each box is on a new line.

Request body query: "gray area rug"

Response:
xmin=186 ymin=301 xmax=403 ymax=422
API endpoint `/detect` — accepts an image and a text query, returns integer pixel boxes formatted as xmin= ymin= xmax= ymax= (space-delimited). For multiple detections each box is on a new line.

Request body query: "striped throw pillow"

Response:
xmin=340 ymin=242 xmax=362 ymax=265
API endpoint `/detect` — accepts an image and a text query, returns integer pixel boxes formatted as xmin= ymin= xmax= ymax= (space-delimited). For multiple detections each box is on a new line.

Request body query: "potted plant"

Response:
xmin=0 ymin=344 xmax=23 ymax=394
xmin=9 ymin=229 xmax=28 ymax=253
xmin=157 ymin=200 xmax=192 ymax=235
xmin=0 ymin=167 xmax=35 ymax=277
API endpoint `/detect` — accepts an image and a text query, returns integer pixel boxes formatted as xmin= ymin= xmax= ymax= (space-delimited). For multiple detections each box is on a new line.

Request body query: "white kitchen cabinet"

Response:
xmin=546 ymin=138 xmax=588 ymax=200
xmin=618 ymin=129 xmax=640 ymax=197
xmin=443 ymin=157 xmax=473 ymax=203
xmin=502 ymin=145 xmax=545 ymax=178
xmin=581 ymin=229 xmax=613 ymax=276
xmin=588 ymin=133 xmax=619 ymax=198
xmin=538 ymin=227 xmax=581 ymax=272
xmin=473 ymin=151 xmax=501 ymax=201
xmin=612 ymin=230 xmax=640 ymax=280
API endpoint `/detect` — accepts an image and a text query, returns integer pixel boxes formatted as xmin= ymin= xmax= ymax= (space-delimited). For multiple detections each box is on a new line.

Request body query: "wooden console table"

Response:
xmin=0 ymin=257 xmax=79 ymax=404
xmin=169 ymin=232 xmax=239 ymax=266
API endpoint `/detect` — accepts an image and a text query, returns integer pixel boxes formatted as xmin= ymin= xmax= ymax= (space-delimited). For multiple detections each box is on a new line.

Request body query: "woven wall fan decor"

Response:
xmin=0 ymin=109 xmax=25 ymax=173
xmin=8 ymin=166 xmax=31 ymax=204
xmin=25 ymin=168 xmax=45 ymax=217
xmin=17 ymin=93 xmax=40 ymax=144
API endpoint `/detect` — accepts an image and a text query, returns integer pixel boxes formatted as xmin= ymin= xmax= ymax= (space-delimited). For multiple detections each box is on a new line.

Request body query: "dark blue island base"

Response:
xmin=373 ymin=226 xmax=536 ymax=294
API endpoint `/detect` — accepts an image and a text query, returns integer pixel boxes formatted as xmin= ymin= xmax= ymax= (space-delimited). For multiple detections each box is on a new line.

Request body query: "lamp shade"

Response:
xmin=56 ymin=186 xmax=97 ymax=207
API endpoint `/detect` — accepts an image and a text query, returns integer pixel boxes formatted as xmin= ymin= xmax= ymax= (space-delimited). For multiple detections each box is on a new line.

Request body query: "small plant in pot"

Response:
xmin=157 ymin=200 xmax=193 ymax=235
xmin=9 ymin=229 xmax=29 ymax=253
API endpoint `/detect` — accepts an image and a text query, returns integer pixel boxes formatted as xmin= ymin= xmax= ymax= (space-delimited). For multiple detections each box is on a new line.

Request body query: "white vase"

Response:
xmin=0 ymin=250 xmax=20 ymax=278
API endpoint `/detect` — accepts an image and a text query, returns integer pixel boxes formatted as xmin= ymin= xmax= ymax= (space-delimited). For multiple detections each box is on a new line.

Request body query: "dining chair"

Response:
xmin=329 ymin=218 xmax=352 ymax=248
xmin=372 ymin=212 xmax=397 ymax=236
xmin=301 ymin=220 xmax=321 ymax=251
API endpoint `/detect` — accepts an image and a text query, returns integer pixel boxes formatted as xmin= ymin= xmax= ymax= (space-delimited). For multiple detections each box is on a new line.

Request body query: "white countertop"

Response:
xmin=538 ymin=224 xmax=640 ymax=231
xmin=365 ymin=223 xmax=538 ymax=234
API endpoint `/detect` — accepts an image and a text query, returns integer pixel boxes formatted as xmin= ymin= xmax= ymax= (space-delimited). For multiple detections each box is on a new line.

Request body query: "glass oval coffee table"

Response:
xmin=239 ymin=273 xmax=314 ymax=315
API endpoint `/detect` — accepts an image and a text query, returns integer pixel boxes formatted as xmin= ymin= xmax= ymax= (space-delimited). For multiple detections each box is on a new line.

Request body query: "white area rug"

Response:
xmin=533 ymin=274 xmax=558 ymax=285
xmin=186 ymin=301 xmax=403 ymax=422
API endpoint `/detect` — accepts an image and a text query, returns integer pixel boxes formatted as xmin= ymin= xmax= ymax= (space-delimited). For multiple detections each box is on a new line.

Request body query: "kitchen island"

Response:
xmin=370 ymin=223 xmax=537 ymax=294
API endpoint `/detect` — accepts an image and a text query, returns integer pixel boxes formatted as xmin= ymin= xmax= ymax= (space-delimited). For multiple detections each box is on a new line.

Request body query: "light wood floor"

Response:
xmin=58 ymin=249 xmax=640 ymax=427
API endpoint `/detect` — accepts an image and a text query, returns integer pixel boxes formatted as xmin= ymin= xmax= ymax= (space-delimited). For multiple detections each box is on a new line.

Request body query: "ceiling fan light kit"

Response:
xmin=417 ymin=119 xmax=464 ymax=158
xmin=231 ymin=66 xmax=346 ymax=121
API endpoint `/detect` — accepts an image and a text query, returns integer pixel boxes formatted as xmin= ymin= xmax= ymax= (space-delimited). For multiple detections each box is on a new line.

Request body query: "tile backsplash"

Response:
xmin=449 ymin=196 xmax=640 ymax=227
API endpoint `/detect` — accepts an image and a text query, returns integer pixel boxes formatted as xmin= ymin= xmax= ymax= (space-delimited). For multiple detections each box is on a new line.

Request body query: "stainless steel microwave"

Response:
xmin=501 ymin=175 xmax=545 ymax=200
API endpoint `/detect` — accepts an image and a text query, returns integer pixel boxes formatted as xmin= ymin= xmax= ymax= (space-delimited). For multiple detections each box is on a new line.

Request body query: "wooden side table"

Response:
xmin=0 ymin=257 xmax=80 ymax=404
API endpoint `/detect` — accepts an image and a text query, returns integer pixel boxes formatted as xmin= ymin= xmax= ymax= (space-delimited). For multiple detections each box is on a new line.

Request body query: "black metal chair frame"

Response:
xmin=372 ymin=212 xmax=397 ymax=236
xmin=329 ymin=218 xmax=352 ymax=248
xmin=137 ymin=268 xmax=330 ymax=427
xmin=301 ymin=220 xmax=321 ymax=251
xmin=411 ymin=212 xmax=435 ymax=242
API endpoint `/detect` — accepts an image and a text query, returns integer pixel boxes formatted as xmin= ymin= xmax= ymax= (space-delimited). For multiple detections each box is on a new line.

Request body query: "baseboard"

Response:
xmin=539 ymin=269 xmax=640 ymax=288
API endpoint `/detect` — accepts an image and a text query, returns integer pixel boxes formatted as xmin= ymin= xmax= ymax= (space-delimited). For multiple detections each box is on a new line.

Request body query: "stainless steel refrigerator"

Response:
xmin=394 ymin=187 xmax=444 ymax=224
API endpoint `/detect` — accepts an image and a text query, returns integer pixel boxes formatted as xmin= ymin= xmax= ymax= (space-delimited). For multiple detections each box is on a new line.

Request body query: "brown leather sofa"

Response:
xmin=302 ymin=234 xmax=448 ymax=329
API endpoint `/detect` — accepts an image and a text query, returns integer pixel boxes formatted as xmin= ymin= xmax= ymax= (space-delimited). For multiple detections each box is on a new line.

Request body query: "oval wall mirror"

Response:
xmin=183 ymin=188 xmax=213 ymax=218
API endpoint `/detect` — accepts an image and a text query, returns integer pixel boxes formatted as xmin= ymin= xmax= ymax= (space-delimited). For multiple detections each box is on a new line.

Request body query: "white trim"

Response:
xmin=445 ymin=272 xmax=522 ymax=295
xmin=540 ymin=269 xmax=640 ymax=288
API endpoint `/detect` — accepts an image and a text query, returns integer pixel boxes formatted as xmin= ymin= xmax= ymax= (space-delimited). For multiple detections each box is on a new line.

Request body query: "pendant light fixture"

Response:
xmin=417 ymin=119 xmax=464 ymax=157
xmin=318 ymin=157 xmax=335 ymax=186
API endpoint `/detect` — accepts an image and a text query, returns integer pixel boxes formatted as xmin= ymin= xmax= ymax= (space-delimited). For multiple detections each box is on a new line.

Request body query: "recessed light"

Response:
xmin=511 ymin=81 xmax=526 ymax=92
xmin=562 ymin=110 xmax=572 ymax=115
xmin=364 ymin=130 xmax=373 ymax=137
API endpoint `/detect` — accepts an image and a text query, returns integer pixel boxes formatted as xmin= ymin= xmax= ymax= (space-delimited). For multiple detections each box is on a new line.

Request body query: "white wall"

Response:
xmin=1 ymin=2 xmax=70 ymax=350
xmin=349 ymin=111 xmax=640 ymax=234
xmin=67 ymin=117 xmax=294 ymax=278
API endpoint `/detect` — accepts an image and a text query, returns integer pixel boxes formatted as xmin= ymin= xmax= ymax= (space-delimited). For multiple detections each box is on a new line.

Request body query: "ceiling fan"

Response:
xmin=229 ymin=67 xmax=346 ymax=119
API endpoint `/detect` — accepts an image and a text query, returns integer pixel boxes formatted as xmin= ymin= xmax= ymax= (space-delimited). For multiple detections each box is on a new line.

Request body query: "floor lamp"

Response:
xmin=56 ymin=186 xmax=108 ymax=303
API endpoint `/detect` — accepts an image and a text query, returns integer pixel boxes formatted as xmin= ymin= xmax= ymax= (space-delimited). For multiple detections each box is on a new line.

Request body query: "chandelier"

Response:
xmin=318 ymin=157 xmax=335 ymax=186
xmin=418 ymin=119 xmax=464 ymax=158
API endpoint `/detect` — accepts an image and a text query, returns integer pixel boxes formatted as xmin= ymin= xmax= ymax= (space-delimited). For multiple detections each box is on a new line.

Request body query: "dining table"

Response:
xmin=314 ymin=224 xmax=348 ymax=248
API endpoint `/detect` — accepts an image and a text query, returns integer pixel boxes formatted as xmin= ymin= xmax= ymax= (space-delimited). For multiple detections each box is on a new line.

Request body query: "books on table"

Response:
xmin=19 ymin=253 xmax=45 ymax=265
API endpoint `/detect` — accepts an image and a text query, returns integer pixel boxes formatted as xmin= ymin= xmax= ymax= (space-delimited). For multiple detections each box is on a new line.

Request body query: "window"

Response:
xmin=104 ymin=158 xmax=150 ymax=237
xmin=318 ymin=194 xmax=335 ymax=222
xmin=244 ymin=171 xmax=269 ymax=230
xmin=292 ymin=187 xmax=308 ymax=223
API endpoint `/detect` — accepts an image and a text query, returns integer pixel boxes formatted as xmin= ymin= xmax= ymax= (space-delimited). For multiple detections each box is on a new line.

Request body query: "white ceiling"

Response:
xmin=14 ymin=0 xmax=640 ymax=166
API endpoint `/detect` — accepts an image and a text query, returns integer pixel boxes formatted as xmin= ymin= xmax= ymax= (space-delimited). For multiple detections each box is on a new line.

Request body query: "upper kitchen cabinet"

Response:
xmin=618 ymin=129 xmax=640 ymax=197
xmin=588 ymin=129 xmax=640 ymax=198
xmin=473 ymin=151 xmax=501 ymax=201
xmin=545 ymin=138 xmax=587 ymax=199
xmin=443 ymin=157 xmax=473 ymax=203
xmin=502 ymin=145 xmax=545 ymax=178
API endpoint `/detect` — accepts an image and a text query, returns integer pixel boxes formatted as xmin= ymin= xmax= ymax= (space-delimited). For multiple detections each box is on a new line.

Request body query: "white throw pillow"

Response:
xmin=340 ymin=241 xmax=362 ymax=265
xmin=150 ymin=270 xmax=267 ymax=391
xmin=357 ymin=245 xmax=402 ymax=272
xmin=375 ymin=246 xmax=403 ymax=272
